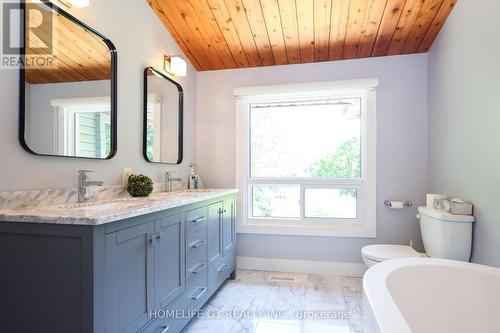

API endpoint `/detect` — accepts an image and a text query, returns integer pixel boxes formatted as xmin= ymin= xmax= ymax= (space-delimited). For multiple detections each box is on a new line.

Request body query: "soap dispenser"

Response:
xmin=188 ymin=163 xmax=203 ymax=189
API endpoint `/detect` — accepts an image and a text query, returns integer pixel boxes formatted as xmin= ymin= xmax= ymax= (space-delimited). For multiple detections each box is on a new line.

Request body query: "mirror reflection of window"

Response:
xmin=144 ymin=68 xmax=183 ymax=164
xmin=146 ymin=93 xmax=162 ymax=162
xmin=51 ymin=98 xmax=111 ymax=159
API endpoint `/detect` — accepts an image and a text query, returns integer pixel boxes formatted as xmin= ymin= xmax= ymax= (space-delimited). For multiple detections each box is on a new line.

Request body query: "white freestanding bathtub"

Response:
xmin=363 ymin=258 xmax=500 ymax=333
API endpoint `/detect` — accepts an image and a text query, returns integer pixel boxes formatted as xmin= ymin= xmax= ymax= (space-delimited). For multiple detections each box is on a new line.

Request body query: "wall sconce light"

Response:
xmin=52 ymin=0 xmax=90 ymax=9
xmin=164 ymin=55 xmax=187 ymax=77
xmin=69 ymin=0 xmax=90 ymax=8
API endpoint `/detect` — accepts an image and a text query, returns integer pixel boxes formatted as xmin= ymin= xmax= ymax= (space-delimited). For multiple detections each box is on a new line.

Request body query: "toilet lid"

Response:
xmin=362 ymin=244 xmax=421 ymax=262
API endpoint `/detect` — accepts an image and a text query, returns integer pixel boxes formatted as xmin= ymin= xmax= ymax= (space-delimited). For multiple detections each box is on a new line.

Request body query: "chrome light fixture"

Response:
xmin=68 ymin=0 xmax=90 ymax=8
xmin=51 ymin=0 xmax=90 ymax=9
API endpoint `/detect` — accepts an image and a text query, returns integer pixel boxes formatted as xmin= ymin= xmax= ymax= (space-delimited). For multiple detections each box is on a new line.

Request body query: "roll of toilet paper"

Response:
xmin=388 ymin=201 xmax=404 ymax=209
xmin=426 ymin=194 xmax=447 ymax=209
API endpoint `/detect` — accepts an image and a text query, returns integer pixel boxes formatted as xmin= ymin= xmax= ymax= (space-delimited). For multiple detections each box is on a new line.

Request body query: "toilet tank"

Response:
xmin=418 ymin=207 xmax=475 ymax=262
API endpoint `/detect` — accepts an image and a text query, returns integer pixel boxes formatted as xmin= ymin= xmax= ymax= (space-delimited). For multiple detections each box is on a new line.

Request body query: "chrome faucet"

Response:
xmin=165 ymin=171 xmax=181 ymax=192
xmin=78 ymin=170 xmax=104 ymax=202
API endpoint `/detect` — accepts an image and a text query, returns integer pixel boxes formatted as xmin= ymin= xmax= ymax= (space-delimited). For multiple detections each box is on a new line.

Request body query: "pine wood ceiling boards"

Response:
xmin=148 ymin=0 xmax=456 ymax=71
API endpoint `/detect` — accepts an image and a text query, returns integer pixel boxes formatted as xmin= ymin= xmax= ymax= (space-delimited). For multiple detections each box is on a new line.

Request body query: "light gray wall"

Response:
xmin=196 ymin=54 xmax=428 ymax=263
xmin=0 ymin=0 xmax=196 ymax=191
xmin=428 ymin=0 xmax=500 ymax=267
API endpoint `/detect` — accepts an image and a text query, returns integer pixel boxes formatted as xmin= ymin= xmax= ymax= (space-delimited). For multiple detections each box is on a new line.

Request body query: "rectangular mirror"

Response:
xmin=143 ymin=67 xmax=183 ymax=164
xmin=20 ymin=0 xmax=117 ymax=159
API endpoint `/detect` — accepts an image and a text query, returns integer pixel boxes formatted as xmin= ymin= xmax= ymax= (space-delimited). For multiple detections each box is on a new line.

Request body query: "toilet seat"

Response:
xmin=362 ymin=244 xmax=422 ymax=262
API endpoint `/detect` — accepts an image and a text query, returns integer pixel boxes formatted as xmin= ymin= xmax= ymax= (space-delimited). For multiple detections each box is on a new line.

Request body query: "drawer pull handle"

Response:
xmin=160 ymin=326 xmax=169 ymax=333
xmin=217 ymin=264 xmax=229 ymax=273
xmin=191 ymin=287 xmax=207 ymax=301
xmin=190 ymin=263 xmax=206 ymax=274
xmin=189 ymin=240 xmax=204 ymax=248
xmin=190 ymin=216 xmax=206 ymax=224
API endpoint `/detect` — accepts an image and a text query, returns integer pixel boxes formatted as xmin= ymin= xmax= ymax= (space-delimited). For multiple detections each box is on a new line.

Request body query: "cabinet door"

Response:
xmin=155 ymin=214 xmax=185 ymax=310
xmin=106 ymin=222 xmax=155 ymax=333
xmin=222 ymin=197 xmax=236 ymax=255
xmin=207 ymin=202 xmax=223 ymax=267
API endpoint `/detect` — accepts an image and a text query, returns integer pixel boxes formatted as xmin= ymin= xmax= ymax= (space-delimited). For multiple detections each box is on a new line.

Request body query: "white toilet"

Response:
xmin=362 ymin=206 xmax=475 ymax=267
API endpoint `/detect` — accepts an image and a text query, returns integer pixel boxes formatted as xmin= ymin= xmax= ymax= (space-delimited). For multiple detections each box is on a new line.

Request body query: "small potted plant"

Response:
xmin=127 ymin=174 xmax=153 ymax=197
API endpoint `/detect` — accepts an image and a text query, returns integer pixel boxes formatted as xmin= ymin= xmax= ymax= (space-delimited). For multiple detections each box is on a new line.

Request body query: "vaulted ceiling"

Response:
xmin=147 ymin=0 xmax=456 ymax=71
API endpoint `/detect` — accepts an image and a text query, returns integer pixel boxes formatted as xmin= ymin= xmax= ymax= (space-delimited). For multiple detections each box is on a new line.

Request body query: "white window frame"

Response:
xmin=234 ymin=79 xmax=378 ymax=238
xmin=51 ymin=97 xmax=111 ymax=157
xmin=146 ymin=93 xmax=163 ymax=161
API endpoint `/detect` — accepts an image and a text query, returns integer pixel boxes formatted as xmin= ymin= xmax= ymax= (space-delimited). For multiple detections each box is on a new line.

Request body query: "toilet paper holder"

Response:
xmin=384 ymin=200 xmax=413 ymax=208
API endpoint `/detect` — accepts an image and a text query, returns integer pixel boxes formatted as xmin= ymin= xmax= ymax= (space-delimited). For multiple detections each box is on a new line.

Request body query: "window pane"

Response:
xmin=76 ymin=112 xmax=111 ymax=159
xmin=250 ymin=99 xmax=361 ymax=178
xmin=252 ymin=186 xmax=300 ymax=218
xmin=304 ymin=188 xmax=357 ymax=219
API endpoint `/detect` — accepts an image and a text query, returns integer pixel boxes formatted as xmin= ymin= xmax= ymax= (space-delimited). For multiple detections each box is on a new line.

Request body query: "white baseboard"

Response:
xmin=236 ymin=256 xmax=367 ymax=278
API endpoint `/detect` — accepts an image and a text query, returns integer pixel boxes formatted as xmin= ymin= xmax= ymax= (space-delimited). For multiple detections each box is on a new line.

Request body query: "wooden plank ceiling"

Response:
xmin=147 ymin=0 xmax=456 ymax=71
xmin=26 ymin=2 xmax=111 ymax=84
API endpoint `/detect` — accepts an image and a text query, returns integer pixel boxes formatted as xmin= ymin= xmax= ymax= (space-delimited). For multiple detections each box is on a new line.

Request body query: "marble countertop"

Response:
xmin=0 ymin=189 xmax=238 ymax=226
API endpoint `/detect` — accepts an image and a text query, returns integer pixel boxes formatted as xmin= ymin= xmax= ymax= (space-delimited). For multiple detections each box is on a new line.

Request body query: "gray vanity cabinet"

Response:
xmin=105 ymin=222 xmax=155 ymax=333
xmin=0 ymin=193 xmax=236 ymax=333
xmin=106 ymin=214 xmax=186 ymax=333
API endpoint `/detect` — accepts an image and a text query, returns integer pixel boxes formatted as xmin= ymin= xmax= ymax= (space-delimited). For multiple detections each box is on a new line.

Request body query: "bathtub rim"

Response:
xmin=363 ymin=257 xmax=500 ymax=333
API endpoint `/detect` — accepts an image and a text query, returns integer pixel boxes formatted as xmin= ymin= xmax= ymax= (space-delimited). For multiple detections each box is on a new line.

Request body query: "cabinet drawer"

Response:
xmin=186 ymin=206 xmax=208 ymax=234
xmin=209 ymin=261 xmax=231 ymax=293
xmin=186 ymin=254 xmax=207 ymax=288
xmin=186 ymin=253 xmax=208 ymax=308
xmin=187 ymin=286 xmax=208 ymax=310
xmin=209 ymin=249 xmax=235 ymax=293
xmin=186 ymin=227 xmax=206 ymax=260
xmin=141 ymin=293 xmax=187 ymax=333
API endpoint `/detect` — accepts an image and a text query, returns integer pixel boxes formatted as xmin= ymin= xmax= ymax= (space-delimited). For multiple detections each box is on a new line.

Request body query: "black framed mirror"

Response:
xmin=143 ymin=67 xmax=183 ymax=164
xmin=20 ymin=0 xmax=117 ymax=159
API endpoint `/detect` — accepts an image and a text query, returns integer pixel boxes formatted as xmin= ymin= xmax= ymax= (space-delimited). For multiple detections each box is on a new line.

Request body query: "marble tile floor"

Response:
xmin=182 ymin=270 xmax=364 ymax=333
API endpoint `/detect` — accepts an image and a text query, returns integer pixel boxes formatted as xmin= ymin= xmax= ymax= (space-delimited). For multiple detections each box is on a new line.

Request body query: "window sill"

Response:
xmin=237 ymin=220 xmax=377 ymax=238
